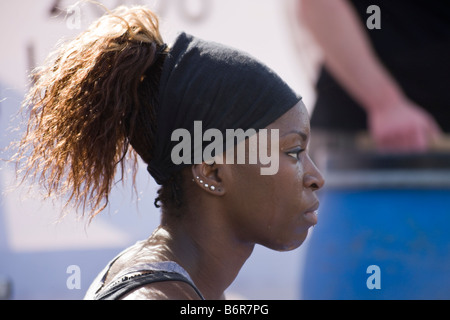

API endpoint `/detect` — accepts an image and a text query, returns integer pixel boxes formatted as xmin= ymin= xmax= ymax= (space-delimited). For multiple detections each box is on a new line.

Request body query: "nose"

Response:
xmin=303 ymin=156 xmax=325 ymax=191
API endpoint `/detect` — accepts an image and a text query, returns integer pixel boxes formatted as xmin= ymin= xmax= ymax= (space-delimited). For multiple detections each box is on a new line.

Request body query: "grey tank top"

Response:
xmin=84 ymin=245 xmax=204 ymax=300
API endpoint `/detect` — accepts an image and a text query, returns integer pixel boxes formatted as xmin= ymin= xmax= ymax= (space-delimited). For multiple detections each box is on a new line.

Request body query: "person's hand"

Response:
xmin=367 ymin=98 xmax=442 ymax=153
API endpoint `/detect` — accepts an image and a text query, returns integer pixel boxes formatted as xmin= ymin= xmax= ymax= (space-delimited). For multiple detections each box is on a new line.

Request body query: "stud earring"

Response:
xmin=194 ymin=175 xmax=217 ymax=192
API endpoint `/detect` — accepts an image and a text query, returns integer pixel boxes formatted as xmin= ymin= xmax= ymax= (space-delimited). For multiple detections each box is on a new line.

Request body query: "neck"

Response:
xmin=153 ymin=203 xmax=254 ymax=299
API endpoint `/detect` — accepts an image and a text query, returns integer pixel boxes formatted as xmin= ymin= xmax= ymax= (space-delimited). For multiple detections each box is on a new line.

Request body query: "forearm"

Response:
xmin=299 ymin=0 xmax=404 ymax=112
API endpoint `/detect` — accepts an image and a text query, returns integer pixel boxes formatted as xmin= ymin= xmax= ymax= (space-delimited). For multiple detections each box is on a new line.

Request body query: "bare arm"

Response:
xmin=299 ymin=0 xmax=441 ymax=152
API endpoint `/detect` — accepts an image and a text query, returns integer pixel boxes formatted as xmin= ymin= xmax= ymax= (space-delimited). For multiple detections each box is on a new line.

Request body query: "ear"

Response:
xmin=191 ymin=162 xmax=225 ymax=196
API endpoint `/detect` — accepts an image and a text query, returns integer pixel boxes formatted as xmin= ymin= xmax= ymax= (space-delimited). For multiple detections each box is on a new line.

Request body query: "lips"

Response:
xmin=303 ymin=202 xmax=319 ymax=226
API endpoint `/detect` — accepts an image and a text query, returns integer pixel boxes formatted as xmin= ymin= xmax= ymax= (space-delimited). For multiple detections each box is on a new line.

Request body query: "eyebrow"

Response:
xmin=281 ymin=130 xmax=308 ymax=141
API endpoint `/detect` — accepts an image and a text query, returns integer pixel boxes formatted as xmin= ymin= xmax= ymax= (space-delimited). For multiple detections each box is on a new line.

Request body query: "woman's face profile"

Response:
xmin=223 ymin=101 xmax=324 ymax=251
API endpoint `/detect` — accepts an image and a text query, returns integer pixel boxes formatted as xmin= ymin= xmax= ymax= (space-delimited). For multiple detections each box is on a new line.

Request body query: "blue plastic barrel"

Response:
xmin=300 ymin=150 xmax=450 ymax=299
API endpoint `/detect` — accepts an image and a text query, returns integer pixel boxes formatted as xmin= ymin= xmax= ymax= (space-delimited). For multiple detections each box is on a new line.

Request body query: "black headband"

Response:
xmin=147 ymin=32 xmax=301 ymax=184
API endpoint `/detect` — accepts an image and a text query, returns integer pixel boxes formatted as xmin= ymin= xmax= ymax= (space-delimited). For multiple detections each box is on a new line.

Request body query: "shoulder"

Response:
xmin=120 ymin=280 xmax=203 ymax=300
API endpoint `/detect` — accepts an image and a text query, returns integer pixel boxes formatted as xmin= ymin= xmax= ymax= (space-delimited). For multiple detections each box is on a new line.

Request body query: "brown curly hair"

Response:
xmin=14 ymin=6 xmax=181 ymax=220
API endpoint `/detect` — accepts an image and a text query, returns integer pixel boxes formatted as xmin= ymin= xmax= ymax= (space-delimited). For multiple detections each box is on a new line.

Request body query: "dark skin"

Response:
xmin=103 ymin=101 xmax=325 ymax=299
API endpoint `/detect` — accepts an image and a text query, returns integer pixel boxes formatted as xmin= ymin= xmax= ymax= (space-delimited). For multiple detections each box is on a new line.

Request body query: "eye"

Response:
xmin=286 ymin=147 xmax=304 ymax=160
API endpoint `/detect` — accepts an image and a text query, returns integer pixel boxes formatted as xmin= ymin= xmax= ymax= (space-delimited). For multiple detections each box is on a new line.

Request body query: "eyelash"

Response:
xmin=286 ymin=147 xmax=304 ymax=160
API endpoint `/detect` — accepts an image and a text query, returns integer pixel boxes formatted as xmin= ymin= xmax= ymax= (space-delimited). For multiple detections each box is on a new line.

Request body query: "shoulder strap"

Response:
xmin=95 ymin=271 xmax=205 ymax=300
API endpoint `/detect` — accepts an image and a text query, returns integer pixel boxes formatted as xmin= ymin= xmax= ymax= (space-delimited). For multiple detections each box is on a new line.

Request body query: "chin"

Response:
xmin=265 ymin=230 xmax=309 ymax=252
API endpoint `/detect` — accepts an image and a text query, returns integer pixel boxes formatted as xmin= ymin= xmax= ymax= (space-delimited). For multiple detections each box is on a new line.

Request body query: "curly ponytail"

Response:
xmin=15 ymin=6 xmax=167 ymax=220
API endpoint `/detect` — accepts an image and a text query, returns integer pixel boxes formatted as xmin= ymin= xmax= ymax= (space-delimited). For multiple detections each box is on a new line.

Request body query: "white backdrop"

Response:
xmin=0 ymin=0 xmax=321 ymax=299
